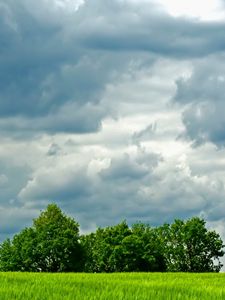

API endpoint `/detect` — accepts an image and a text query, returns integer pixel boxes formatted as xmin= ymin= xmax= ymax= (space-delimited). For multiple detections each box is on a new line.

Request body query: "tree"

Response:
xmin=80 ymin=232 xmax=97 ymax=272
xmin=81 ymin=221 xmax=166 ymax=272
xmin=0 ymin=227 xmax=39 ymax=272
xmin=0 ymin=206 xmax=224 ymax=273
xmin=159 ymin=217 xmax=224 ymax=272
xmin=0 ymin=204 xmax=83 ymax=272
xmin=32 ymin=204 xmax=83 ymax=272
xmin=11 ymin=227 xmax=38 ymax=271
xmin=130 ymin=223 xmax=166 ymax=272
xmin=0 ymin=239 xmax=14 ymax=271
xmin=81 ymin=221 xmax=132 ymax=272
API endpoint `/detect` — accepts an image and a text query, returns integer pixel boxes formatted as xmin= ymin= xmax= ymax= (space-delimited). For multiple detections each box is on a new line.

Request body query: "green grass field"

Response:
xmin=0 ymin=272 xmax=224 ymax=299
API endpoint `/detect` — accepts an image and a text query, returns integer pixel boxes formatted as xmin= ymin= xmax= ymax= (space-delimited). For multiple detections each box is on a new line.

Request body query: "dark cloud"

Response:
xmin=3 ymin=141 xmax=225 ymax=237
xmin=1 ymin=0 xmax=225 ymax=135
xmin=0 ymin=101 xmax=106 ymax=136
xmin=0 ymin=0 xmax=128 ymax=134
xmin=0 ymin=160 xmax=31 ymax=204
xmin=0 ymin=153 xmax=33 ymax=240
xmin=18 ymin=147 xmax=161 ymax=227
xmin=175 ymin=57 xmax=225 ymax=104
xmin=181 ymin=101 xmax=225 ymax=147
xmin=0 ymin=204 xmax=40 ymax=242
xmin=19 ymin=164 xmax=93 ymax=203
xmin=100 ymin=153 xmax=149 ymax=181
xmin=174 ymin=56 xmax=225 ymax=146
xmin=78 ymin=0 xmax=225 ymax=57
xmin=18 ymin=146 xmax=225 ymax=230
xmin=47 ymin=143 xmax=61 ymax=156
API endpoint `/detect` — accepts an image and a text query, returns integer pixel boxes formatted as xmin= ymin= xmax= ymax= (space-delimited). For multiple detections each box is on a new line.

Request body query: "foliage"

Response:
xmin=81 ymin=221 xmax=132 ymax=272
xmin=0 ymin=239 xmax=14 ymax=271
xmin=0 ymin=204 xmax=224 ymax=273
xmin=0 ymin=204 xmax=83 ymax=272
xmin=159 ymin=217 xmax=224 ymax=272
xmin=81 ymin=221 xmax=166 ymax=272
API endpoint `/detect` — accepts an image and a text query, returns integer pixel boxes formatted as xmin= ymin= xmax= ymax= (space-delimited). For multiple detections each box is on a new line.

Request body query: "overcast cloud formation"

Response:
xmin=1 ymin=0 xmax=225 ymax=265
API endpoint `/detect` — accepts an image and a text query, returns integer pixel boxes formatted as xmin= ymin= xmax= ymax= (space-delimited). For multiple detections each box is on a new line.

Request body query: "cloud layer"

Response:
xmin=1 ymin=1 xmax=225 ymax=267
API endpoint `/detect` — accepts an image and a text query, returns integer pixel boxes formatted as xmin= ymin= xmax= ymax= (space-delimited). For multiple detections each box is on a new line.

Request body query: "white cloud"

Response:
xmin=154 ymin=0 xmax=225 ymax=21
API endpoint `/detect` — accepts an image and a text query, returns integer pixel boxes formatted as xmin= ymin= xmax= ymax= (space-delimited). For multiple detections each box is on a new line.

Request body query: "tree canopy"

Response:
xmin=0 ymin=204 xmax=83 ymax=272
xmin=0 ymin=204 xmax=224 ymax=273
xmin=159 ymin=217 xmax=224 ymax=272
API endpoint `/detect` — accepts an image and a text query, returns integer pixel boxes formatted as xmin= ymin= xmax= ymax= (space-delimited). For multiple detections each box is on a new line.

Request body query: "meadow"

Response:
xmin=0 ymin=272 xmax=224 ymax=300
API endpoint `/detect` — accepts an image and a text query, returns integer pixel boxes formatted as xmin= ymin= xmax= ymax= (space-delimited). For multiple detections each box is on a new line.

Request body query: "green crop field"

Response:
xmin=0 ymin=272 xmax=224 ymax=300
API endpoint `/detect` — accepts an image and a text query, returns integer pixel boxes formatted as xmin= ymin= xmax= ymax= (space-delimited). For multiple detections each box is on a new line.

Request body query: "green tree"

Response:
xmin=130 ymin=223 xmax=166 ymax=272
xmin=81 ymin=221 xmax=166 ymax=272
xmin=160 ymin=217 xmax=224 ymax=272
xmin=0 ymin=204 xmax=83 ymax=272
xmin=33 ymin=204 xmax=83 ymax=272
xmin=0 ymin=208 xmax=224 ymax=273
xmin=11 ymin=227 xmax=38 ymax=271
xmin=80 ymin=232 xmax=97 ymax=272
xmin=81 ymin=221 xmax=132 ymax=272
xmin=0 ymin=239 xmax=14 ymax=271
xmin=0 ymin=228 xmax=38 ymax=272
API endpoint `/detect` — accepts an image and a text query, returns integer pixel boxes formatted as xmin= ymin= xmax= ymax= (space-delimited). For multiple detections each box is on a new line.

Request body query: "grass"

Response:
xmin=0 ymin=272 xmax=224 ymax=299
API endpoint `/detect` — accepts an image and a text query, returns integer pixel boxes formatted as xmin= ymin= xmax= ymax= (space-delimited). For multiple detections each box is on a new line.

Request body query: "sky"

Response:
xmin=1 ymin=0 xmax=225 ymax=257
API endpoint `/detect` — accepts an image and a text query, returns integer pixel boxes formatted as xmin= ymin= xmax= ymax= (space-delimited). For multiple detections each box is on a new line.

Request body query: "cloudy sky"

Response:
xmin=1 ymin=0 xmax=225 ymax=253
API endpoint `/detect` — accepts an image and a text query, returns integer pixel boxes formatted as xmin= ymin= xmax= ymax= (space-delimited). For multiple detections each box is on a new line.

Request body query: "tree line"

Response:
xmin=0 ymin=204 xmax=224 ymax=272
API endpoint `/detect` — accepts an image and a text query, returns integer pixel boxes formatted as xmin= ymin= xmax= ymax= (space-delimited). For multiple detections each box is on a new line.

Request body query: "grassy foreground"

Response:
xmin=0 ymin=272 xmax=224 ymax=300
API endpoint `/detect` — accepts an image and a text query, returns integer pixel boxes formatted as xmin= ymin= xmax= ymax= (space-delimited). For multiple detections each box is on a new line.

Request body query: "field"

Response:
xmin=0 ymin=272 xmax=224 ymax=299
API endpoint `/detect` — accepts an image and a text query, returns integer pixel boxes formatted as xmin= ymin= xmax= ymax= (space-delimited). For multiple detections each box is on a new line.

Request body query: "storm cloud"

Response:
xmin=1 ymin=0 xmax=225 ymax=134
xmin=175 ymin=56 xmax=225 ymax=146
